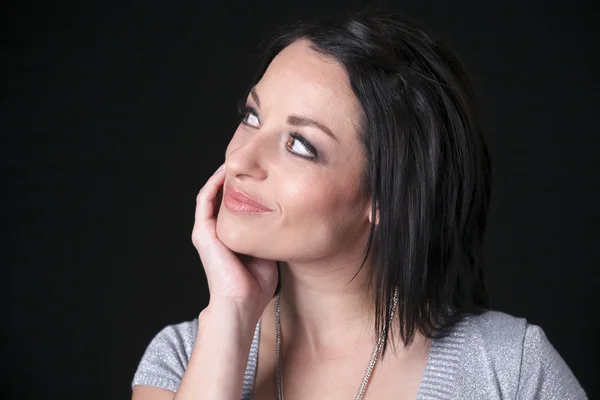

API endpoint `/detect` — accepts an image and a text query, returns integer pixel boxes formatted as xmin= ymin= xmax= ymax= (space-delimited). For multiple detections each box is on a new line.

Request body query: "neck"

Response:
xmin=276 ymin=254 xmax=379 ymax=359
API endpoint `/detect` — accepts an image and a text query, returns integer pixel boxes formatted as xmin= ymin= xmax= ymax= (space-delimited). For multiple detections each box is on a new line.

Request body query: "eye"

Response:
xmin=286 ymin=133 xmax=319 ymax=160
xmin=235 ymin=101 xmax=321 ymax=162
xmin=237 ymin=102 xmax=260 ymax=128
xmin=245 ymin=110 xmax=260 ymax=127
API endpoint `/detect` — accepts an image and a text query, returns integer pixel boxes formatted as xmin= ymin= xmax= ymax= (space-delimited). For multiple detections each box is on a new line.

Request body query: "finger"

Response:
xmin=196 ymin=164 xmax=227 ymax=222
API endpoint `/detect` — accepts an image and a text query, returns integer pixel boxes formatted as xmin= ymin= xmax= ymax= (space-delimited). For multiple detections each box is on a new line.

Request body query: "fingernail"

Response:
xmin=218 ymin=163 xmax=226 ymax=171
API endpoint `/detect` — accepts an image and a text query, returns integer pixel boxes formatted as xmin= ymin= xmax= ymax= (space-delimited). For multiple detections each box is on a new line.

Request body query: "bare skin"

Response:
xmin=133 ymin=39 xmax=431 ymax=400
xmin=252 ymin=298 xmax=431 ymax=400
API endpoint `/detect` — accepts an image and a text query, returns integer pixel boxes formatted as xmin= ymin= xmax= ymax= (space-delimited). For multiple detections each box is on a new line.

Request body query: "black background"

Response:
xmin=2 ymin=0 xmax=598 ymax=398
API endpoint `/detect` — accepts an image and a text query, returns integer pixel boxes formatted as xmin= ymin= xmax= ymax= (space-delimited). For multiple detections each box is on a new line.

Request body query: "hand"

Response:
xmin=191 ymin=164 xmax=279 ymax=321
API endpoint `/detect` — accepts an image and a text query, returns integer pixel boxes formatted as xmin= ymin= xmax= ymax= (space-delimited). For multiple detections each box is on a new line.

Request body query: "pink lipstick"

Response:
xmin=223 ymin=185 xmax=272 ymax=214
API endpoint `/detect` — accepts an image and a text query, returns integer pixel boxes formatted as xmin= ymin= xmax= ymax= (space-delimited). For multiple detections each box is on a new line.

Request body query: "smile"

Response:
xmin=223 ymin=186 xmax=273 ymax=214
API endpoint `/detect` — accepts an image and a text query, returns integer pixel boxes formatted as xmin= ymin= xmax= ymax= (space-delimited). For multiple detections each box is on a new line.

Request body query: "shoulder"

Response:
xmin=131 ymin=319 xmax=198 ymax=392
xmin=449 ymin=310 xmax=587 ymax=399
xmin=461 ymin=309 xmax=528 ymax=353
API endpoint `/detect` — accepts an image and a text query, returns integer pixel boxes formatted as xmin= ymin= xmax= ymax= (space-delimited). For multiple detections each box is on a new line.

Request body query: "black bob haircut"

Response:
xmin=241 ymin=7 xmax=492 ymax=357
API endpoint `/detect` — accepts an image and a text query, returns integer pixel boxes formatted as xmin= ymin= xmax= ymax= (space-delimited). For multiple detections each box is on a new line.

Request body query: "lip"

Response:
xmin=223 ymin=185 xmax=273 ymax=214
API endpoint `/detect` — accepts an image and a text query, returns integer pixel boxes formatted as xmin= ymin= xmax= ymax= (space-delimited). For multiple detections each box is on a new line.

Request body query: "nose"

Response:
xmin=225 ymin=133 xmax=269 ymax=181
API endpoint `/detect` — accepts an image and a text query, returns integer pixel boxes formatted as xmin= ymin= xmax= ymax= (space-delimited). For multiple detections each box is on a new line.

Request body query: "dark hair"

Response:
xmin=246 ymin=7 xmax=492 ymax=357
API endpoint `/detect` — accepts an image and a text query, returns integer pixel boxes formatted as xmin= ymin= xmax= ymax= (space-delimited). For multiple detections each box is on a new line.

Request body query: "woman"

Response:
xmin=131 ymin=9 xmax=586 ymax=400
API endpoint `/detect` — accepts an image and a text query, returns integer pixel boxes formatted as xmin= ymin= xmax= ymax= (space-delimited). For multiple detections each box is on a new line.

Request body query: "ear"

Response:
xmin=366 ymin=200 xmax=379 ymax=225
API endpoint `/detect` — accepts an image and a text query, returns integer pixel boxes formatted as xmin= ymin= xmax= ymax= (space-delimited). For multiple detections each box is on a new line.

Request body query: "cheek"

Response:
xmin=278 ymin=174 xmax=362 ymax=226
xmin=273 ymin=173 xmax=368 ymax=259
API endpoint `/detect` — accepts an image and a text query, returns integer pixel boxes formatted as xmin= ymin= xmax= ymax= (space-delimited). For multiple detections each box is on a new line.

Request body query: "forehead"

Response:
xmin=255 ymin=39 xmax=362 ymax=139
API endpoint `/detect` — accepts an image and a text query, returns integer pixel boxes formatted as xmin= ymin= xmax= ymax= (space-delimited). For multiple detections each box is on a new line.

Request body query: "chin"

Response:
xmin=216 ymin=210 xmax=271 ymax=258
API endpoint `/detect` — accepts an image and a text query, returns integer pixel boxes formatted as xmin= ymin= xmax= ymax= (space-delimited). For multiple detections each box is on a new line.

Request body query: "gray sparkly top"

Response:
xmin=132 ymin=310 xmax=587 ymax=399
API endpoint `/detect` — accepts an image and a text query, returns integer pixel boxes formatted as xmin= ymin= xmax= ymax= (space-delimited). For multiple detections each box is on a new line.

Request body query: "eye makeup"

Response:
xmin=235 ymin=101 xmax=322 ymax=162
xmin=286 ymin=133 xmax=319 ymax=160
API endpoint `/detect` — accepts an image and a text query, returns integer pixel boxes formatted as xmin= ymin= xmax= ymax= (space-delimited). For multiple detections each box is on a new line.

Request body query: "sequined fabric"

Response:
xmin=132 ymin=310 xmax=587 ymax=399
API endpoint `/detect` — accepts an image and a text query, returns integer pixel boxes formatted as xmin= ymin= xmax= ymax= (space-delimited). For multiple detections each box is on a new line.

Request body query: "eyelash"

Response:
xmin=236 ymin=102 xmax=320 ymax=161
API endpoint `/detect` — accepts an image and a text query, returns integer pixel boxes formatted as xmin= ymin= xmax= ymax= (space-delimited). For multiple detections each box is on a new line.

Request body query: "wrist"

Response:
xmin=199 ymin=303 xmax=258 ymax=349
xmin=205 ymin=297 xmax=263 ymax=325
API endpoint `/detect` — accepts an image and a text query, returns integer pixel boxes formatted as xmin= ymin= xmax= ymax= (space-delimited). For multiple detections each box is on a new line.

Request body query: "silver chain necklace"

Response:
xmin=274 ymin=288 xmax=399 ymax=400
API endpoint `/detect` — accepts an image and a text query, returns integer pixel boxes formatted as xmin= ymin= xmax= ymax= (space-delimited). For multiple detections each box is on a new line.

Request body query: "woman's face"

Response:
xmin=216 ymin=39 xmax=372 ymax=262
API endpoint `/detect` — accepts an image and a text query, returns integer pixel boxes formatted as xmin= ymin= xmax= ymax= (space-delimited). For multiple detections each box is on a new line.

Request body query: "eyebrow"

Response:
xmin=250 ymin=87 xmax=339 ymax=142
